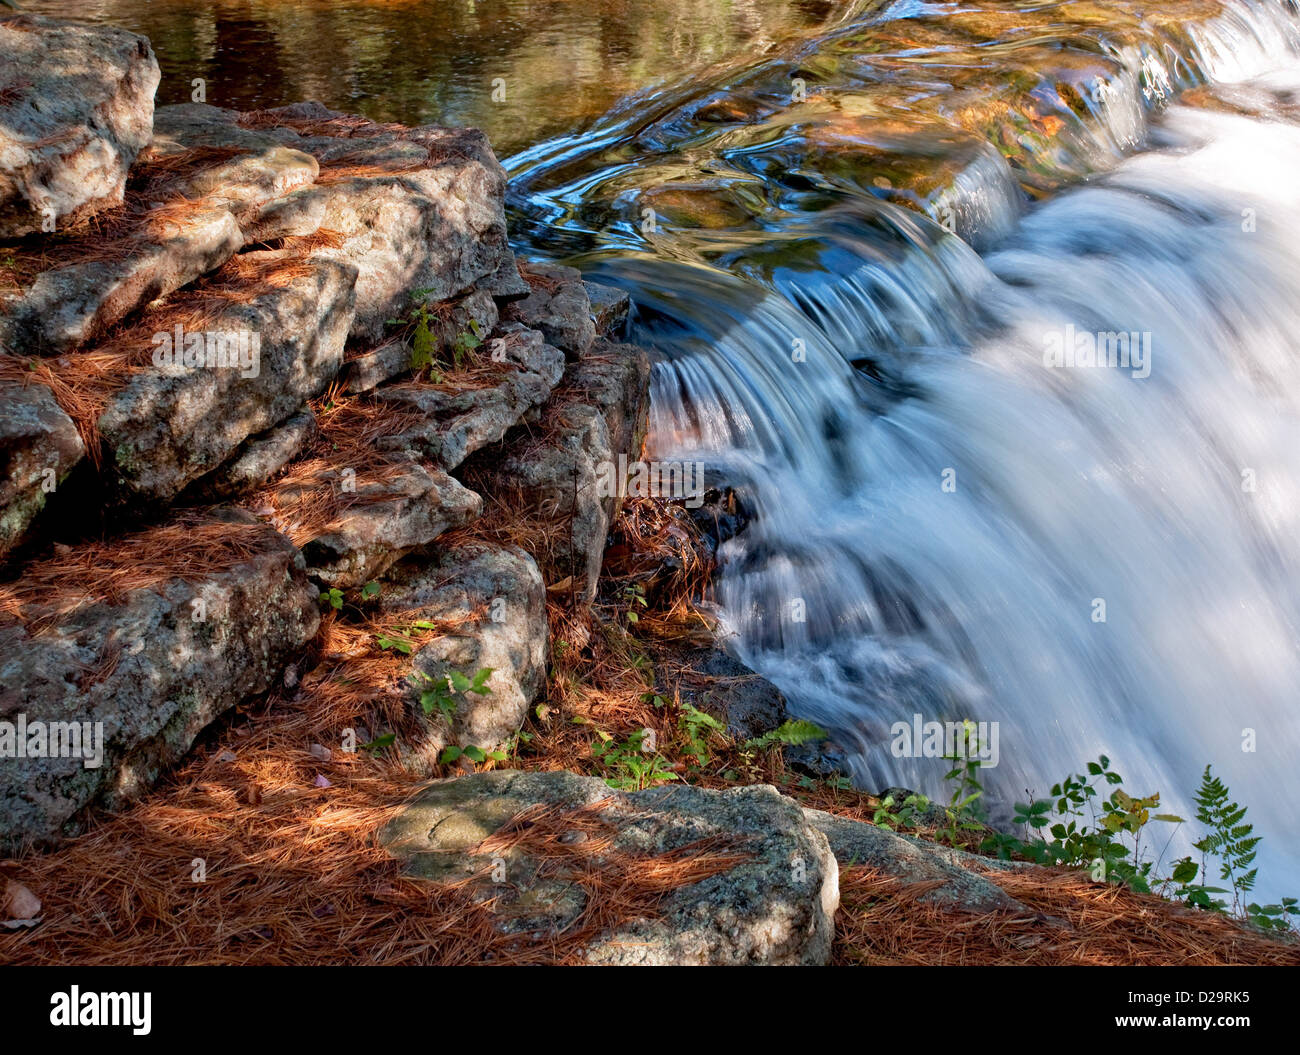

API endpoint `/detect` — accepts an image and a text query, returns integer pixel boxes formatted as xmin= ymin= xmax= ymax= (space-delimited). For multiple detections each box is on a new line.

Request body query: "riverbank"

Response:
xmin=1 ymin=12 xmax=1297 ymax=966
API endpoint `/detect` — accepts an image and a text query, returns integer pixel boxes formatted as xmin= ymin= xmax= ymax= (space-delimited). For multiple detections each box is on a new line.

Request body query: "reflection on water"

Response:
xmin=26 ymin=0 xmax=854 ymax=155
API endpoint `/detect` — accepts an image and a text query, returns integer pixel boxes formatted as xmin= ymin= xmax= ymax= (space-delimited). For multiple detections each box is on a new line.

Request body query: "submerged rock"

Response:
xmin=0 ymin=16 xmax=159 ymax=239
xmin=380 ymin=770 xmax=840 ymax=965
xmin=0 ymin=511 xmax=318 ymax=851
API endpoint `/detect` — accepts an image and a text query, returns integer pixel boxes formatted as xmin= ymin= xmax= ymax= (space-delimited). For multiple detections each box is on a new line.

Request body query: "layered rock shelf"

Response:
xmin=0 ymin=19 xmax=649 ymax=858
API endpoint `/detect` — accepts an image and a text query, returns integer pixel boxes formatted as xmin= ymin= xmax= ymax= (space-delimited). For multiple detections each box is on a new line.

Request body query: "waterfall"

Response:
xmin=509 ymin=0 xmax=1300 ymax=897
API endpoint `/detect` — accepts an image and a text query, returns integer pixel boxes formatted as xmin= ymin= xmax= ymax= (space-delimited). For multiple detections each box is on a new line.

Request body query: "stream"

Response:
xmin=37 ymin=0 xmax=1300 ymax=898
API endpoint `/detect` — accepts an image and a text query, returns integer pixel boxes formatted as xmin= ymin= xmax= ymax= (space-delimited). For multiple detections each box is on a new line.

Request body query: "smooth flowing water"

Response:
xmin=507 ymin=0 xmax=1300 ymax=896
xmin=41 ymin=0 xmax=1300 ymax=895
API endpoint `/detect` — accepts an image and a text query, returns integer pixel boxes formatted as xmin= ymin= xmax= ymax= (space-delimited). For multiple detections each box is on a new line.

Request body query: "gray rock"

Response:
xmin=0 ymin=511 xmax=319 ymax=851
xmin=380 ymin=770 xmax=839 ymax=965
xmin=242 ymin=103 xmax=515 ymax=343
xmin=0 ymin=103 xmax=327 ymax=358
xmin=200 ymin=409 xmax=317 ymax=498
xmin=476 ymin=247 xmax=531 ymax=301
xmin=583 ymin=280 xmax=631 ymax=338
xmin=800 ymin=807 xmax=1025 ymax=913
xmin=98 ymin=256 xmax=357 ymax=504
xmin=1 ymin=112 xmax=324 ymax=357
xmin=496 ymin=399 xmax=612 ymax=599
xmin=346 ymin=287 xmax=498 ymax=393
xmin=341 ymin=340 xmax=413 ymax=394
xmin=0 ymin=16 xmax=159 ymax=238
xmin=1 ymin=205 xmax=245 ymax=357
xmin=427 ymin=288 xmax=500 ymax=363
xmin=291 ymin=463 xmax=483 ymax=588
xmin=378 ymin=543 xmax=547 ymax=768
xmin=491 ymin=338 xmax=651 ymax=600
xmin=373 ymin=325 xmax=564 ymax=470
xmin=0 ymin=370 xmax=84 ymax=558
xmin=148 ymin=111 xmax=319 ymax=226
xmin=502 ymin=262 xmax=596 ymax=358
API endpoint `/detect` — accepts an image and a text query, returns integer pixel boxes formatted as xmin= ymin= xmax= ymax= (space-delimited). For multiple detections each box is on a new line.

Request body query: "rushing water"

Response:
xmin=506 ymin=0 xmax=1300 ymax=897
xmin=41 ymin=0 xmax=1300 ymax=896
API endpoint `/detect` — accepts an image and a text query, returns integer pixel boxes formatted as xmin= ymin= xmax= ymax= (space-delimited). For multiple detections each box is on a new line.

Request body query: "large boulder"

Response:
xmin=380 ymin=770 xmax=840 ymax=965
xmin=0 ymin=369 xmax=84 ymax=558
xmin=227 ymin=101 xmax=518 ymax=343
xmin=97 ymin=256 xmax=357 ymax=504
xmin=0 ymin=511 xmax=319 ymax=851
xmin=2 ymin=204 xmax=246 ymax=357
xmin=0 ymin=119 xmax=323 ymax=356
xmin=0 ymin=16 xmax=159 ymax=239
xmin=377 ymin=543 xmax=547 ymax=768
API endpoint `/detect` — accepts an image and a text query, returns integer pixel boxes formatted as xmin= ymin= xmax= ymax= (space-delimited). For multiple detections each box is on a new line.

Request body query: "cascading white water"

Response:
xmin=633 ymin=11 xmax=1300 ymax=897
xmin=504 ymin=0 xmax=1300 ymax=899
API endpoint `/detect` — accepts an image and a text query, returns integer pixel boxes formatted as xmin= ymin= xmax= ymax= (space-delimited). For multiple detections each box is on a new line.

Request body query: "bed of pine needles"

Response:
xmin=2 ymin=481 xmax=1296 ymax=965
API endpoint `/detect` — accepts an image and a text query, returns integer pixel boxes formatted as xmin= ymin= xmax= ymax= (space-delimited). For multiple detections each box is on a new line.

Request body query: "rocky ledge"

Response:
xmin=1 ymin=16 xmax=1028 ymax=967
xmin=0 ymin=16 xmax=648 ymax=850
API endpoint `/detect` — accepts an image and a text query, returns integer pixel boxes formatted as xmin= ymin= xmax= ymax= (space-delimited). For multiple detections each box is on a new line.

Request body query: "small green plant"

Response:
xmin=679 ymin=703 xmax=725 ymax=766
xmin=357 ymin=733 xmax=395 ymax=757
xmin=319 ymin=587 xmax=344 ymax=611
xmin=387 ymin=287 xmax=444 ymax=381
xmin=622 ymin=583 xmax=648 ymax=624
xmin=938 ymin=720 xmax=990 ymax=845
xmin=375 ymin=618 xmax=436 ymax=654
xmin=872 ymin=790 xmax=930 ymax=831
xmin=1190 ymin=764 xmax=1259 ymax=914
xmin=742 ymin=718 xmax=828 ymax=753
xmin=360 ymin=581 xmax=381 ymax=601
xmin=987 ymin=755 xmax=1180 ymax=892
xmin=439 ymin=743 xmax=508 ymax=766
xmin=409 ymin=666 xmax=494 ymax=723
xmin=451 ymin=318 xmax=486 ymax=368
xmin=590 ymin=728 xmax=678 ymax=790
